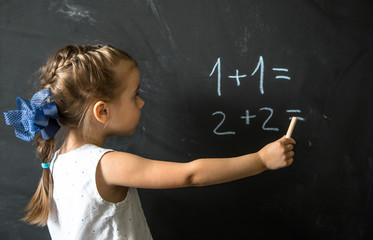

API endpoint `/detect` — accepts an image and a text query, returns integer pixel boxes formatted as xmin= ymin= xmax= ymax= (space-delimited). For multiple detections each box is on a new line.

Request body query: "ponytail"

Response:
xmin=3 ymin=87 xmax=60 ymax=226
xmin=21 ymin=136 xmax=55 ymax=226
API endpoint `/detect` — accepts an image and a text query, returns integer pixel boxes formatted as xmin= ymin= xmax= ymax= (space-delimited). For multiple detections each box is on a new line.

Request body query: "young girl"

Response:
xmin=4 ymin=45 xmax=296 ymax=240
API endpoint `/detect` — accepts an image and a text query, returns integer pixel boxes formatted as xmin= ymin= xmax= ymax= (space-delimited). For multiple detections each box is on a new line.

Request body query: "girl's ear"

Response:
xmin=93 ymin=101 xmax=109 ymax=124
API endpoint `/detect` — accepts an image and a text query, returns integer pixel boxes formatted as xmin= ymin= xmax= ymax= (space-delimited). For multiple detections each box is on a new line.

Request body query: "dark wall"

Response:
xmin=1 ymin=0 xmax=373 ymax=239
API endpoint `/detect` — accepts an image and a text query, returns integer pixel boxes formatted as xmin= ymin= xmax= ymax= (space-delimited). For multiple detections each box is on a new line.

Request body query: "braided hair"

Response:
xmin=22 ymin=44 xmax=136 ymax=226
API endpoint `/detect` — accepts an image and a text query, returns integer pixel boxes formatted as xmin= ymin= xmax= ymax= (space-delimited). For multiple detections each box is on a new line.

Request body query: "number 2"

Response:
xmin=259 ymin=107 xmax=279 ymax=131
xmin=212 ymin=111 xmax=236 ymax=135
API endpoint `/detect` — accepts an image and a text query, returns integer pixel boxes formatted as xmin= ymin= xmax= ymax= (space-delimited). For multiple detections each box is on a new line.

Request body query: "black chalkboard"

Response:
xmin=1 ymin=0 xmax=373 ymax=239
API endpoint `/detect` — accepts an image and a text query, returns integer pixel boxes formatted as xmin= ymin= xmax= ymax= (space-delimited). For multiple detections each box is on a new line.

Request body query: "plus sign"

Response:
xmin=240 ymin=110 xmax=256 ymax=125
xmin=228 ymin=69 xmax=247 ymax=86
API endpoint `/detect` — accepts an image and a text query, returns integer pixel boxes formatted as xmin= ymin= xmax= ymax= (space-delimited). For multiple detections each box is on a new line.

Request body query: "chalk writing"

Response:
xmin=212 ymin=108 xmax=304 ymax=135
xmin=208 ymin=57 xmax=303 ymax=136
xmin=212 ymin=111 xmax=236 ymax=135
xmin=286 ymin=110 xmax=305 ymax=121
xmin=209 ymin=57 xmax=222 ymax=96
xmin=228 ymin=69 xmax=245 ymax=86
xmin=260 ymin=107 xmax=279 ymax=131
xmin=272 ymin=68 xmax=291 ymax=80
xmin=251 ymin=56 xmax=265 ymax=94
xmin=240 ymin=110 xmax=256 ymax=125
xmin=209 ymin=56 xmax=293 ymax=96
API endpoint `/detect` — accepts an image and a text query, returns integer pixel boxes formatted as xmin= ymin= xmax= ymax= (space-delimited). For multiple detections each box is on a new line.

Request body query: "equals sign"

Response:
xmin=272 ymin=68 xmax=291 ymax=80
xmin=286 ymin=109 xmax=305 ymax=121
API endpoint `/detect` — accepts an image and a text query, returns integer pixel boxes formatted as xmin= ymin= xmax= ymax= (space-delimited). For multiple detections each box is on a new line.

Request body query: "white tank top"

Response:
xmin=47 ymin=144 xmax=153 ymax=240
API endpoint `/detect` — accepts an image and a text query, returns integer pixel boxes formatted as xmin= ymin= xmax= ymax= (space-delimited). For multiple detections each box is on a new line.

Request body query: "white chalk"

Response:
xmin=286 ymin=117 xmax=297 ymax=138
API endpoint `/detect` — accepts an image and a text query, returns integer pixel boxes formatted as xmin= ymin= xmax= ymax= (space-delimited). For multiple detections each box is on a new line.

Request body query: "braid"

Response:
xmin=40 ymin=46 xmax=77 ymax=88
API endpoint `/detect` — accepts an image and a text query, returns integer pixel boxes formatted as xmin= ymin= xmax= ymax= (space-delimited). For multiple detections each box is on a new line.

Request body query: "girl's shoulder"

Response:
xmin=58 ymin=144 xmax=113 ymax=157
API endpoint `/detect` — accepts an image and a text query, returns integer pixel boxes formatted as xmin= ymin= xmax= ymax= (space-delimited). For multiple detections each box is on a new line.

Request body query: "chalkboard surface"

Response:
xmin=1 ymin=0 xmax=373 ymax=239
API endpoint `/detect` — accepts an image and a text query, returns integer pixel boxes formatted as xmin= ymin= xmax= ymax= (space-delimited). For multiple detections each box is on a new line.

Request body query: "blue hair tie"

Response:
xmin=3 ymin=88 xmax=60 ymax=142
xmin=41 ymin=163 xmax=50 ymax=169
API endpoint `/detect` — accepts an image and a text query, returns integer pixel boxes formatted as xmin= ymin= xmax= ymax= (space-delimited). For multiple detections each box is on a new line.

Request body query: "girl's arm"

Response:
xmin=99 ymin=136 xmax=295 ymax=189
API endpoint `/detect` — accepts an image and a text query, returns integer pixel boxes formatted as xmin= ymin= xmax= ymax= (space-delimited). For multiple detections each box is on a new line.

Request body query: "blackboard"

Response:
xmin=1 ymin=0 xmax=373 ymax=239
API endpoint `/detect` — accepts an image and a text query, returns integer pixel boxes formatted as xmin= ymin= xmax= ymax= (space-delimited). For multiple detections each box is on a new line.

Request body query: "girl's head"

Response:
xmin=40 ymin=44 xmax=143 ymax=139
xmin=22 ymin=44 xmax=144 ymax=225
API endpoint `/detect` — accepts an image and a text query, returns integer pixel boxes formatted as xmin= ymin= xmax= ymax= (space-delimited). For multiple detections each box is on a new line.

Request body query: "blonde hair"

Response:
xmin=22 ymin=44 xmax=136 ymax=226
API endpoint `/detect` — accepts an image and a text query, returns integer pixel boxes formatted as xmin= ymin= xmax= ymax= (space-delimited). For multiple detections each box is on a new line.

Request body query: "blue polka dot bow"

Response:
xmin=3 ymin=88 xmax=60 ymax=142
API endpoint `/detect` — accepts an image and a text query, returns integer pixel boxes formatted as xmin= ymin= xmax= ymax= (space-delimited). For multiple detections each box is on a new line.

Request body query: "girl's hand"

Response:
xmin=257 ymin=136 xmax=296 ymax=170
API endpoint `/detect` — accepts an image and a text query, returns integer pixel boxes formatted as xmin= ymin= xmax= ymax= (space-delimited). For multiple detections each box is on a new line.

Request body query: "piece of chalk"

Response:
xmin=286 ymin=117 xmax=297 ymax=138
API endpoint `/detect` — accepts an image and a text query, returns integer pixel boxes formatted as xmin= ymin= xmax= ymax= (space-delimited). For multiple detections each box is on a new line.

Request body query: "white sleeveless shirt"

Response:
xmin=47 ymin=144 xmax=153 ymax=240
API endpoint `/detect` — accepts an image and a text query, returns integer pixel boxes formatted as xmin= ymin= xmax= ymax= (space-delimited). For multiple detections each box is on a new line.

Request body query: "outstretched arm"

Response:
xmin=184 ymin=136 xmax=295 ymax=186
xmin=99 ymin=136 xmax=295 ymax=189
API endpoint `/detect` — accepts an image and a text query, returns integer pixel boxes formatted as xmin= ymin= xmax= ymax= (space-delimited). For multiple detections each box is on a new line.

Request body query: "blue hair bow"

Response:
xmin=3 ymin=88 xmax=60 ymax=142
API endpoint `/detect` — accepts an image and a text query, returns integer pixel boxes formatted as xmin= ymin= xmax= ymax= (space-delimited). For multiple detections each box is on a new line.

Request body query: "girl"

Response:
xmin=4 ymin=45 xmax=296 ymax=240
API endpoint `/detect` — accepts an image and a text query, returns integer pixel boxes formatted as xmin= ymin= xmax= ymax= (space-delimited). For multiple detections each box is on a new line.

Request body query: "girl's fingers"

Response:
xmin=281 ymin=136 xmax=296 ymax=145
xmin=286 ymin=158 xmax=294 ymax=166
xmin=286 ymin=151 xmax=295 ymax=159
xmin=286 ymin=144 xmax=294 ymax=151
